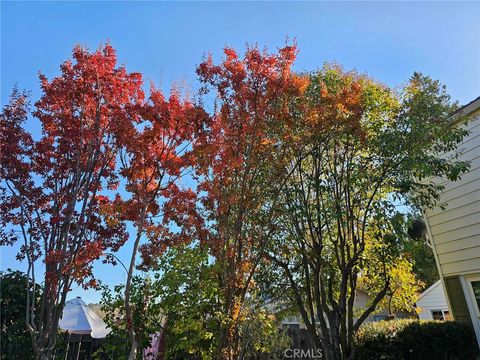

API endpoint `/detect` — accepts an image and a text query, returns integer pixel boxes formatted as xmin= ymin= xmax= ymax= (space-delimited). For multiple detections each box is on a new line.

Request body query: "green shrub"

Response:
xmin=355 ymin=319 xmax=479 ymax=360
xmin=1 ymin=269 xmax=41 ymax=360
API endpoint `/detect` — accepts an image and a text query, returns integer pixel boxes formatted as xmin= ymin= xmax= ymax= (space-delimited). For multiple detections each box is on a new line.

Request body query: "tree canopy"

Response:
xmin=0 ymin=43 xmax=469 ymax=360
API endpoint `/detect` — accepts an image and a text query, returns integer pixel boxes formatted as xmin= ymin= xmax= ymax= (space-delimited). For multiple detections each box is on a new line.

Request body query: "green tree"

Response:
xmin=1 ymin=269 xmax=41 ymax=360
xmin=97 ymin=243 xmax=290 ymax=360
xmin=238 ymin=309 xmax=290 ymax=360
xmin=265 ymin=66 xmax=469 ymax=360
xmin=154 ymin=243 xmax=220 ymax=360
xmin=96 ymin=275 xmax=165 ymax=360
xmin=156 ymin=244 xmax=290 ymax=360
xmin=97 ymin=243 xmax=220 ymax=360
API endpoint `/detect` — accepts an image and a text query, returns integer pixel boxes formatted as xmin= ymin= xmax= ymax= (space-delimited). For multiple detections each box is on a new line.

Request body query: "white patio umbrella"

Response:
xmin=59 ymin=297 xmax=110 ymax=338
xmin=60 ymin=297 xmax=111 ymax=360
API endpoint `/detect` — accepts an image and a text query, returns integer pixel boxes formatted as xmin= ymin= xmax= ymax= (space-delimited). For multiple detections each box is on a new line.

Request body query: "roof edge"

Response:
xmin=416 ymin=279 xmax=441 ymax=302
xmin=451 ymin=96 xmax=480 ymax=119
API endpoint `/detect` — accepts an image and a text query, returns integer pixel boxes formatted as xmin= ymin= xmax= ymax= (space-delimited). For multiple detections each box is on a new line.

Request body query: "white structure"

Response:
xmin=423 ymin=96 xmax=480 ymax=348
xmin=415 ymin=280 xmax=450 ymax=321
xmin=59 ymin=297 xmax=110 ymax=338
xmin=277 ymin=289 xmax=411 ymax=329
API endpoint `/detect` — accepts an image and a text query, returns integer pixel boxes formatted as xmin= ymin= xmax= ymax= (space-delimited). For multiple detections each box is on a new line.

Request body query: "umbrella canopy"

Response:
xmin=59 ymin=297 xmax=111 ymax=339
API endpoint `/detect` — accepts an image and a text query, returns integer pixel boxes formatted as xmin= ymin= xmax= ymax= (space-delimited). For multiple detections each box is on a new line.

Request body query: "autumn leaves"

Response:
xmin=1 ymin=42 xmax=469 ymax=360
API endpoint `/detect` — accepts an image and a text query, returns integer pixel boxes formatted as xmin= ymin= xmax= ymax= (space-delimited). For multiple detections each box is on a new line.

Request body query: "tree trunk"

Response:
xmin=30 ymin=279 xmax=70 ymax=360
xmin=127 ymin=336 xmax=139 ymax=360
xmin=215 ymin=308 xmax=240 ymax=360
xmin=125 ymin=208 xmax=146 ymax=360
xmin=34 ymin=346 xmax=55 ymax=360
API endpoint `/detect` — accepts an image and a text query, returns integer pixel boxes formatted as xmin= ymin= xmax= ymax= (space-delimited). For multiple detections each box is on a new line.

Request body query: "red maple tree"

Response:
xmin=0 ymin=44 xmax=143 ymax=359
xmin=116 ymin=84 xmax=207 ymax=359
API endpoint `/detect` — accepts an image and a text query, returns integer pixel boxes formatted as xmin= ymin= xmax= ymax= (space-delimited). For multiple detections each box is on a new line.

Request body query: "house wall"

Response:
xmin=425 ymin=113 xmax=480 ymax=277
xmin=416 ymin=281 xmax=449 ymax=320
xmin=423 ymin=105 xmax=480 ymax=348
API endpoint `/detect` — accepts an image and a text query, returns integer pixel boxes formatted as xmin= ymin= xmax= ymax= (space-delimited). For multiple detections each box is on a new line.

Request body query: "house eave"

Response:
xmin=451 ymin=96 xmax=480 ymax=122
xmin=416 ymin=280 xmax=441 ymax=302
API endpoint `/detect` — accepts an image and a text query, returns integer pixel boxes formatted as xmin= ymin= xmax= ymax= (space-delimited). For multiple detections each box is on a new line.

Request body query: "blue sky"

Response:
xmin=2 ymin=1 xmax=479 ymax=303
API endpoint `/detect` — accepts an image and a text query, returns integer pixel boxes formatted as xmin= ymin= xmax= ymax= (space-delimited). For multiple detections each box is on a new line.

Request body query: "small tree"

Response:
xmin=266 ymin=66 xmax=469 ymax=360
xmin=97 ymin=275 xmax=165 ymax=360
xmin=359 ymin=236 xmax=422 ymax=317
xmin=98 ymin=243 xmax=219 ymax=360
xmin=153 ymin=243 xmax=220 ymax=360
xmin=0 ymin=44 xmax=143 ymax=359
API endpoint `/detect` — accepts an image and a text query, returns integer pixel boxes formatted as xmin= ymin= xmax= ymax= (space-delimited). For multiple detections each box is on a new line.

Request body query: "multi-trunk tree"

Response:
xmin=265 ymin=66 xmax=469 ymax=360
xmin=194 ymin=44 xmax=308 ymax=359
xmin=0 ymin=44 xmax=143 ymax=359
xmin=1 ymin=41 xmax=470 ymax=360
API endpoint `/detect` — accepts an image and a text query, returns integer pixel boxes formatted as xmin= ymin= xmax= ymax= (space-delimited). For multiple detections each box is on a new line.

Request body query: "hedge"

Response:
xmin=355 ymin=319 xmax=479 ymax=360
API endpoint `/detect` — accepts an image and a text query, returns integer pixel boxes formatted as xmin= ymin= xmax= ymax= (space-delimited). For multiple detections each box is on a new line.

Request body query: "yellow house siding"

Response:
xmin=435 ymin=235 xmax=479 ymax=254
xmin=433 ymin=223 xmax=480 ymax=245
xmin=438 ymin=246 xmax=480 ymax=265
xmin=442 ymin=258 xmax=480 ymax=276
xmin=427 ymin=202 xmax=480 ymax=227
xmin=425 ymin=113 xmax=480 ymax=276
xmin=430 ymin=212 xmax=480 ymax=236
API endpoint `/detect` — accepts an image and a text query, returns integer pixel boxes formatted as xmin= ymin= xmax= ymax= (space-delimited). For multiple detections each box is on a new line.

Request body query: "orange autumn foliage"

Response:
xmin=195 ymin=43 xmax=308 ymax=359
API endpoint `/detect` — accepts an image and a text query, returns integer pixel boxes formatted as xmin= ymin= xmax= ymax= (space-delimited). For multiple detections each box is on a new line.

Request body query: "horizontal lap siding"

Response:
xmin=464 ymin=118 xmax=480 ymax=133
xmin=435 ymin=235 xmax=479 ymax=254
xmin=430 ymin=212 xmax=480 ymax=236
xmin=426 ymin=114 xmax=480 ymax=276
xmin=416 ymin=282 xmax=448 ymax=309
xmin=436 ymin=178 xmax=480 ymax=204
xmin=427 ymin=201 xmax=480 ymax=227
xmin=433 ymin=223 xmax=480 ymax=245
xmin=440 ymin=123 xmax=480 ymax=161
xmin=438 ymin=247 xmax=480 ymax=266
xmin=426 ymin=191 xmax=480 ymax=217
xmin=442 ymin=258 xmax=480 ymax=276
xmin=434 ymin=158 xmax=480 ymax=193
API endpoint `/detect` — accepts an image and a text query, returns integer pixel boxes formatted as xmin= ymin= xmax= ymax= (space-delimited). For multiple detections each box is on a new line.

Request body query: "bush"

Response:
xmin=355 ymin=319 xmax=479 ymax=360
xmin=0 ymin=269 xmax=41 ymax=360
xmin=238 ymin=310 xmax=290 ymax=359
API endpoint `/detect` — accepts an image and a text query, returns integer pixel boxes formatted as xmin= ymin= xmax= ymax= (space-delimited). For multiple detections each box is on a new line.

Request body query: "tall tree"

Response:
xmin=195 ymin=44 xmax=308 ymax=359
xmin=0 ymin=44 xmax=143 ymax=359
xmin=265 ymin=67 xmax=469 ymax=360
xmin=115 ymin=85 xmax=206 ymax=359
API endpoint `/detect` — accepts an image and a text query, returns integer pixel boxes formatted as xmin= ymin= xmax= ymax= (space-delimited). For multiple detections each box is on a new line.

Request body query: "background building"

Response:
xmin=415 ymin=280 xmax=450 ymax=321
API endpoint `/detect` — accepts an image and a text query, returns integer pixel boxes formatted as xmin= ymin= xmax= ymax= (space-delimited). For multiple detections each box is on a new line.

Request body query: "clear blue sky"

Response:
xmin=2 ymin=1 xmax=479 ymax=304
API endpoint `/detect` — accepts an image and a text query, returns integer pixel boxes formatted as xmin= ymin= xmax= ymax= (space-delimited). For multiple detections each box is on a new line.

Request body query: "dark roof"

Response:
xmin=451 ymin=95 xmax=480 ymax=117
